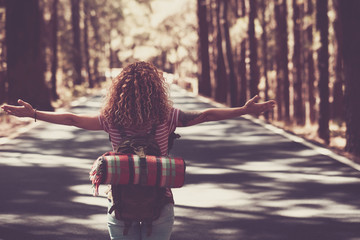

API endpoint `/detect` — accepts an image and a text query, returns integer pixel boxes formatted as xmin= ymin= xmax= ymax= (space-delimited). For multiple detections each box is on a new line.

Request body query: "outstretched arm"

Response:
xmin=1 ymin=99 xmax=102 ymax=130
xmin=178 ymin=95 xmax=276 ymax=127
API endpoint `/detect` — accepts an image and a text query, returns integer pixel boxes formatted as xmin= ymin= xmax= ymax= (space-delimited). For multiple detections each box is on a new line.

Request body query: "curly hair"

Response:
xmin=101 ymin=61 xmax=173 ymax=128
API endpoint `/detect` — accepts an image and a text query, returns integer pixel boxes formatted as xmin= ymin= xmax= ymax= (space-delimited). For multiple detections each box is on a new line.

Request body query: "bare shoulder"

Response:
xmin=178 ymin=110 xmax=207 ymax=127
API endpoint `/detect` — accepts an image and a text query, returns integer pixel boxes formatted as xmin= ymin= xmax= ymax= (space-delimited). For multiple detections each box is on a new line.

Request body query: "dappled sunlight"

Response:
xmin=262 ymin=171 xmax=360 ymax=185
xmin=234 ymin=160 xmax=294 ymax=172
xmin=0 ymin=213 xmax=107 ymax=234
xmin=1 ymin=86 xmax=360 ymax=239
xmin=173 ymin=183 xmax=252 ymax=209
xmin=0 ymin=151 xmax=93 ymax=170
xmin=167 ymin=84 xmax=360 ymax=239
xmin=261 ymin=198 xmax=359 ymax=218
xmin=68 ymin=184 xmax=108 ymax=207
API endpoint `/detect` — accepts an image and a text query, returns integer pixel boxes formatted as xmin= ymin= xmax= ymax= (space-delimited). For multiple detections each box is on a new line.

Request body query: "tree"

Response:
xmin=260 ymin=0 xmax=270 ymax=119
xmin=83 ymin=0 xmax=93 ymax=88
xmin=88 ymin=0 xmax=104 ymax=84
xmin=221 ymin=0 xmax=237 ymax=106
xmin=331 ymin=0 xmax=344 ymax=122
xmin=0 ymin=1 xmax=5 ymax=104
xmin=292 ymin=0 xmax=305 ymax=125
xmin=275 ymin=0 xmax=290 ymax=122
xmin=248 ymin=0 xmax=259 ymax=98
xmin=5 ymin=0 xmax=53 ymax=110
xmin=237 ymin=0 xmax=247 ymax=106
xmin=316 ymin=0 xmax=330 ymax=144
xmin=338 ymin=0 xmax=360 ymax=157
xmin=212 ymin=0 xmax=227 ymax=103
xmin=50 ymin=0 xmax=59 ymax=100
xmin=197 ymin=0 xmax=211 ymax=97
xmin=305 ymin=0 xmax=316 ymax=124
xmin=71 ymin=0 xmax=82 ymax=85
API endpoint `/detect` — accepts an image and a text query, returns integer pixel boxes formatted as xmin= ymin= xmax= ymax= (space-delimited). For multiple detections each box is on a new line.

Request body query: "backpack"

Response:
xmin=107 ymin=125 xmax=179 ymax=236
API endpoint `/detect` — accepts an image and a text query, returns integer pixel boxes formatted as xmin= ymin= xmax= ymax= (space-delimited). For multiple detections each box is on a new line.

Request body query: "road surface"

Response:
xmin=1 ymin=85 xmax=360 ymax=240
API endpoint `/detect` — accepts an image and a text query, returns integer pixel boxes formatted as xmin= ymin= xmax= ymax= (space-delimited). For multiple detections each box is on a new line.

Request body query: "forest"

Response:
xmin=0 ymin=0 xmax=359 ymax=160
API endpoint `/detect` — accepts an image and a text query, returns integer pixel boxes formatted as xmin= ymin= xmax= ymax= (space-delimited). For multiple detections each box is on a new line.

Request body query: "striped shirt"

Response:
xmin=99 ymin=108 xmax=180 ymax=156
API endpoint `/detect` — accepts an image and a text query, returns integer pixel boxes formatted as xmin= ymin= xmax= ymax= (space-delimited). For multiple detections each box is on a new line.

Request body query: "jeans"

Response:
xmin=107 ymin=202 xmax=174 ymax=240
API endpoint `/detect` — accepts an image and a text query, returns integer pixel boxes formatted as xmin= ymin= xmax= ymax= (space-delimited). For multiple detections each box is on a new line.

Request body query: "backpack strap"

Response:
xmin=116 ymin=124 xmax=157 ymax=138
xmin=145 ymin=221 xmax=153 ymax=237
xmin=149 ymin=124 xmax=157 ymax=136
xmin=117 ymin=125 xmax=128 ymax=138
xmin=123 ymin=221 xmax=132 ymax=236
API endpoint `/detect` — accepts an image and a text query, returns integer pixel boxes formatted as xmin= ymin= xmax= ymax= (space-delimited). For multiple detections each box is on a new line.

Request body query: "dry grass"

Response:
xmin=269 ymin=118 xmax=359 ymax=164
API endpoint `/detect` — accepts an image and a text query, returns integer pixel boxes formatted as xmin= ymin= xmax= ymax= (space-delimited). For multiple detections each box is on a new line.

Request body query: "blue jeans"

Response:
xmin=107 ymin=202 xmax=174 ymax=240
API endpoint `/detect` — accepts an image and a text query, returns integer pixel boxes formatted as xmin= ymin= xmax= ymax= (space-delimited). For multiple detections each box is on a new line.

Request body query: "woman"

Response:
xmin=2 ymin=61 xmax=275 ymax=239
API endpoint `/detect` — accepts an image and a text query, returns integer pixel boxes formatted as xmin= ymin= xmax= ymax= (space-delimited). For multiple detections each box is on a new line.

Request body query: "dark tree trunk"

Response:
xmin=305 ymin=0 xmax=316 ymax=124
xmin=316 ymin=0 xmax=330 ymax=144
xmin=71 ymin=0 xmax=82 ymax=85
xmin=50 ymin=0 xmax=59 ymax=100
xmin=275 ymin=3 xmax=283 ymax=120
xmin=248 ymin=0 xmax=259 ymax=98
xmin=281 ymin=0 xmax=290 ymax=123
xmin=222 ymin=0 xmax=238 ymax=107
xmin=5 ymin=0 xmax=53 ymax=110
xmin=260 ymin=0 xmax=270 ymax=119
xmin=274 ymin=0 xmax=290 ymax=122
xmin=238 ymin=0 xmax=247 ymax=106
xmin=332 ymin=0 xmax=344 ymax=122
xmin=197 ymin=0 xmax=211 ymax=97
xmin=338 ymin=0 xmax=360 ymax=157
xmin=0 ymin=71 xmax=6 ymax=104
xmin=238 ymin=40 xmax=247 ymax=106
xmin=214 ymin=1 xmax=227 ymax=103
xmin=292 ymin=0 xmax=305 ymax=125
xmin=83 ymin=0 xmax=93 ymax=88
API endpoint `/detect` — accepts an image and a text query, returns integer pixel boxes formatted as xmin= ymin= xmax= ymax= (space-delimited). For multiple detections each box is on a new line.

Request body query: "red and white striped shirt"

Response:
xmin=99 ymin=108 xmax=180 ymax=156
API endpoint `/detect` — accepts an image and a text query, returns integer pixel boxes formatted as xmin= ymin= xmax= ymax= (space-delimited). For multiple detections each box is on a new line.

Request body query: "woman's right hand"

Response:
xmin=1 ymin=99 xmax=35 ymax=118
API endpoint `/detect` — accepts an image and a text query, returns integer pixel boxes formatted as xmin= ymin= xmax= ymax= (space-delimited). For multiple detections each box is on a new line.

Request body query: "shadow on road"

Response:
xmin=0 ymin=96 xmax=110 ymax=240
xmin=0 ymin=88 xmax=360 ymax=240
xmin=169 ymin=88 xmax=360 ymax=240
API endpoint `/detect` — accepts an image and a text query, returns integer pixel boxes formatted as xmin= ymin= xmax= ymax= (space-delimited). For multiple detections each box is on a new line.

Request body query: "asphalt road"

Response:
xmin=1 ymin=85 xmax=360 ymax=240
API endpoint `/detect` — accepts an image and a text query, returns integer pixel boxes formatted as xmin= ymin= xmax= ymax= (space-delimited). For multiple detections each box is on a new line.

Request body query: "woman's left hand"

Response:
xmin=244 ymin=95 xmax=276 ymax=115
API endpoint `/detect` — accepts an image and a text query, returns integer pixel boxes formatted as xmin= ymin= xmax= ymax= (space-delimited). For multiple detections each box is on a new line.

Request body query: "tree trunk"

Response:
xmin=71 ymin=0 xmax=82 ymax=85
xmin=275 ymin=3 xmax=283 ymax=120
xmin=0 ymin=71 xmax=6 ymax=104
xmin=292 ymin=0 xmax=305 ymax=125
xmin=238 ymin=40 xmax=247 ymax=106
xmin=281 ymin=0 xmax=290 ymax=122
xmin=221 ymin=0 xmax=238 ymax=107
xmin=89 ymin=2 xmax=101 ymax=84
xmin=338 ymin=0 xmax=360 ymax=157
xmin=260 ymin=0 xmax=270 ymax=119
xmin=50 ymin=0 xmax=59 ymax=100
xmin=214 ymin=0 xmax=227 ymax=103
xmin=83 ymin=0 xmax=93 ymax=88
xmin=331 ymin=0 xmax=344 ymax=122
xmin=238 ymin=0 xmax=247 ymax=106
xmin=197 ymin=0 xmax=211 ymax=97
xmin=305 ymin=0 xmax=316 ymax=124
xmin=316 ymin=0 xmax=330 ymax=144
xmin=5 ymin=0 xmax=53 ymax=110
xmin=275 ymin=0 xmax=290 ymax=122
xmin=208 ymin=0 xmax=216 ymax=99
xmin=248 ymin=0 xmax=259 ymax=98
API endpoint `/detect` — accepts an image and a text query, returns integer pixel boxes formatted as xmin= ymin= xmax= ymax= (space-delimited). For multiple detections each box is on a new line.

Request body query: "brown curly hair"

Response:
xmin=101 ymin=61 xmax=173 ymax=128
